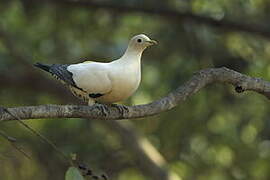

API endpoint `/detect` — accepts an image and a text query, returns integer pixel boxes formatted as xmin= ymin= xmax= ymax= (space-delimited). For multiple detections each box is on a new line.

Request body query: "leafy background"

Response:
xmin=1 ymin=0 xmax=270 ymax=179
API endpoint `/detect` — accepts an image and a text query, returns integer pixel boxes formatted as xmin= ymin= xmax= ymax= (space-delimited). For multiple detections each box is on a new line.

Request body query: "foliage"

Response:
xmin=1 ymin=0 xmax=270 ymax=179
xmin=65 ymin=167 xmax=84 ymax=180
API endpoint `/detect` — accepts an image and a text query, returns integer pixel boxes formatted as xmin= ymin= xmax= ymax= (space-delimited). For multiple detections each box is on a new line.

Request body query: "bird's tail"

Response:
xmin=34 ymin=62 xmax=51 ymax=72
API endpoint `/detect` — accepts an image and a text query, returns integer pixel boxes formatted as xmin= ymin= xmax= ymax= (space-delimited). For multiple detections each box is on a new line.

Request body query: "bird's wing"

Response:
xmin=50 ymin=64 xmax=79 ymax=88
xmin=67 ymin=62 xmax=112 ymax=95
xmin=34 ymin=63 xmax=83 ymax=90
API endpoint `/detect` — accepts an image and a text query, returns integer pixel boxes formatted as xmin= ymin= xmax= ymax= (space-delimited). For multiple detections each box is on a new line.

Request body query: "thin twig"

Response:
xmin=1 ymin=107 xmax=72 ymax=165
xmin=0 ymin=130 xmax=16 ymax=142
xmin=0 ymin=130 xmax=31 ymax=159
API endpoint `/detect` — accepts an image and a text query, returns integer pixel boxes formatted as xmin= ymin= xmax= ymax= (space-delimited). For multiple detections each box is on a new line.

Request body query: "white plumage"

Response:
xmin=35 ymin=34 xmax=157 ymax=105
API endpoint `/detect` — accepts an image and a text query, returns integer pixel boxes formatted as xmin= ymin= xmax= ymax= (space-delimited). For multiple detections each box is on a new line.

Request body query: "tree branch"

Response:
xmin=1 ymin=67 xmax=270 ymax=121
xmin=50 ymin=0 xmax=270 ymax=38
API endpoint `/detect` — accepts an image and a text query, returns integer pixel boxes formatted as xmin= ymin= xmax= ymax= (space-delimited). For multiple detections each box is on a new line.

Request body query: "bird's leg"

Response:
xmin=0 ymin=106 xmax=5 ymax=121
xmin=93 ymin=103 xmax=110 ymax=117
xmin=88 ymin=99 xmax=109 ymax=117
xmin=0 ymin=106 xmax=7 ymax=111
xmin=88 ymin=99 xmax=128 ymax=118
xmin=88 ymin=99 xmax=95 ymax=106
xmin=0 ymin=106 xmax=7 ymax=117
xmin=101 ymin=174 xmax=108 ymax=180
xmin=0 ymin=106 xmax=5 ymax=113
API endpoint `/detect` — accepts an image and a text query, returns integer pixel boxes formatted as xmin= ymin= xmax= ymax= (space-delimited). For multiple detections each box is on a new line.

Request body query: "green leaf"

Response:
xmin=65 ymin=167 xmax=84 ymax=180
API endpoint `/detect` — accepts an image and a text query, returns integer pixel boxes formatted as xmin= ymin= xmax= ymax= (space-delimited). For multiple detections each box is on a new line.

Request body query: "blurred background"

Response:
xmin=1 ymin=0 xmax=270 ymax=179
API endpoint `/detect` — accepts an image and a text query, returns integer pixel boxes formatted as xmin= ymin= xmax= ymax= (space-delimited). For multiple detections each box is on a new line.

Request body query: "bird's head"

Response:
xmin=128 ymin=34 xmax=157 ymax=52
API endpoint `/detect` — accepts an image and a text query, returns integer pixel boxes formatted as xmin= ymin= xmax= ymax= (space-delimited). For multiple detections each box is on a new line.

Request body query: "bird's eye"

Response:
xmin=137 ymin=39 xmax=142 ymax=43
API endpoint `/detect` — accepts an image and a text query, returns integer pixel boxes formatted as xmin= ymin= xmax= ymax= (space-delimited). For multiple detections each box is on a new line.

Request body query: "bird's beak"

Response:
xmin=146 ymin=40 xmax=158 ymax=45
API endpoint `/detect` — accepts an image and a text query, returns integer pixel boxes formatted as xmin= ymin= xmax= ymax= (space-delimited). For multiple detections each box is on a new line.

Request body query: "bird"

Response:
xmin=34 ymin=34 xmax=157 ymax=106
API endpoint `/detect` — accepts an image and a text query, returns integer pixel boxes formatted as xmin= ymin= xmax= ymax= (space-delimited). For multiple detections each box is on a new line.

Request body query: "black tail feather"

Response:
xmin=34 ymin=62 xmax=51 ymax=72
xmin=34 ymin=62 xmax=80 ymax=90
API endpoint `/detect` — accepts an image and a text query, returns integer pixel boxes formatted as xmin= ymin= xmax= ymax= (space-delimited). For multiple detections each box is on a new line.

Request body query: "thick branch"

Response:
xmin=50 ymin=0 xmax=270 ymax=38
xmin=1 ymin=67 xmax=270 ymax=121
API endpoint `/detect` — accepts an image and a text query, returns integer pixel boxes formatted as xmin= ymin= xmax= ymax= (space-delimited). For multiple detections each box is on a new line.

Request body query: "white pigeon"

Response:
xmin=34 ymin=34 xmax=157 ymax=105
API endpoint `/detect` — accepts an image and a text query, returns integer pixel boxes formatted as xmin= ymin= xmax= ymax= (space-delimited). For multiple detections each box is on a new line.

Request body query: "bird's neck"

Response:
xmin=121 ymin=47 xmax=143 ymax=62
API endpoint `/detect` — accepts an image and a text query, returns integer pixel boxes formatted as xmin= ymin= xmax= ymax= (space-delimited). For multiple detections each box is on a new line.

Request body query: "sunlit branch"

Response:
xmin=1 ymin=67 xmax=270 ymax=121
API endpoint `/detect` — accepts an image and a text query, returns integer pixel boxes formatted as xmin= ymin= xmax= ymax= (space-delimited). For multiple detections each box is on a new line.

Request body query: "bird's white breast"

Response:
xmin=97 ymin=59 xmax=141 ymax=103
xmin=68 ymin=49 xmax=142 ymax=104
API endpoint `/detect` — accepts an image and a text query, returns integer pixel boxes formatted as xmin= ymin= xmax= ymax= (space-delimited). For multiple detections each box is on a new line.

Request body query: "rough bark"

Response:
xmin=1 ymin=67 xmax=270 ymax=121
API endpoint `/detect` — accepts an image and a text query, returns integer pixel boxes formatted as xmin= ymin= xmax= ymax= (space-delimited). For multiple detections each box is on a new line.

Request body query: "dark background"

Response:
xmin=1 ymin=0 xmax=270 ymax=179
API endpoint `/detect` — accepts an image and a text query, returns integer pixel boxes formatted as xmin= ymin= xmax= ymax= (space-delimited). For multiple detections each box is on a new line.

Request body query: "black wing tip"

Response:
xmin=34 ymin=62 xmax=50 ymax=72
xmin=89 ymin=93 xmax=104 ymax=98
xmin=33 ymin=62 xmax=44 ymax=67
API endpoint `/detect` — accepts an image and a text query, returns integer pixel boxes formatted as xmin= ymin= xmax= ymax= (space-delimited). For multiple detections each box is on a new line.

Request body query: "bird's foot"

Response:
xmin=110 ymin=104 xmax=129 ymax=118
xmin=92 ymin=103 xmax=109 ymax=117
xmin=0 ymin=105 xmax=7 ymax=110
xmin=0 ymin=107 xmax=5 ymax=113
xmin=0 ymin=106 xmax=8 ymax=121
xmin=0 ymin=106 xmax=7 ymax=115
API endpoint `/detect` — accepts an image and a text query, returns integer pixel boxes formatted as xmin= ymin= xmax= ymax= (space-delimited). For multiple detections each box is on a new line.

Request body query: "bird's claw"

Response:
xmin=110 ymin=104 xmax=129 ymax=118
xmin=101 ymin=174 xmax=108 ymax=180
xmin=93 ymin=104 xmax=109 ymax=117
xmin=0 ymin=107 xmax=7 ymax=122
xmin=93 ymin=103 xmax=129 ymax=118
xmin=0 ymin=106 xmax=6 ymax=113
